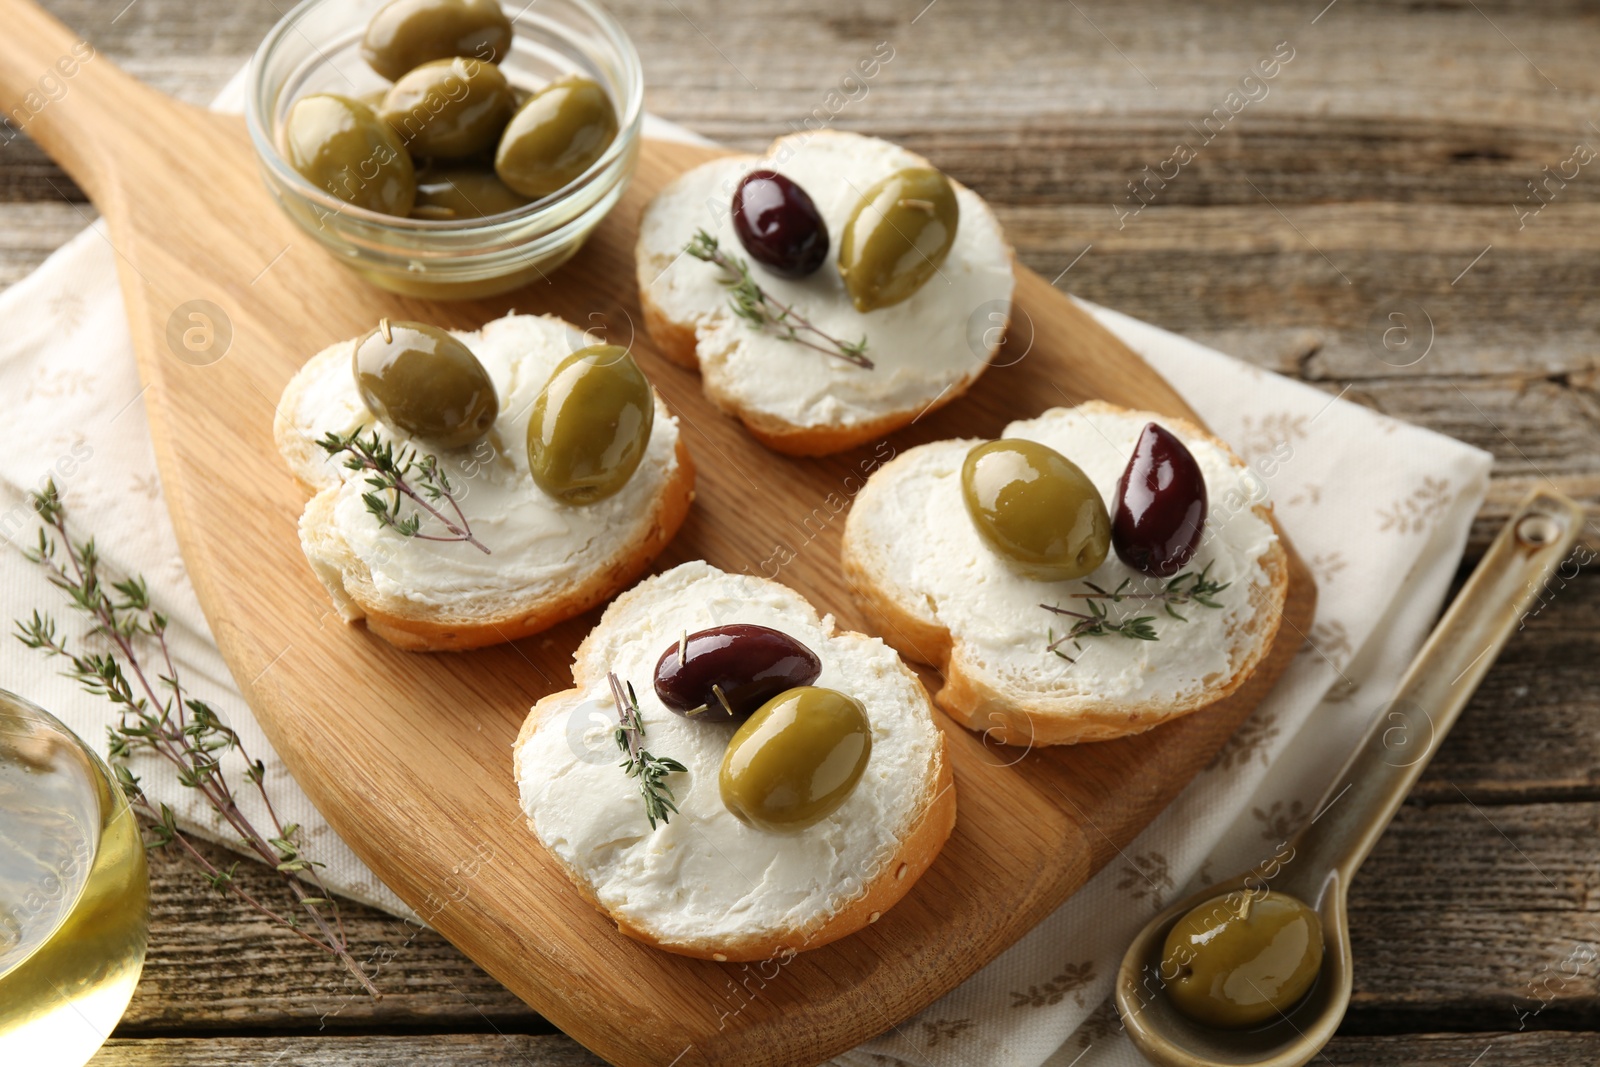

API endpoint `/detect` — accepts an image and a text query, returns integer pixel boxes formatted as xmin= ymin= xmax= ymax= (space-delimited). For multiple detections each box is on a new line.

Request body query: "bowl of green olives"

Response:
xmin=246 ymin=0 xmax=642 ymax=299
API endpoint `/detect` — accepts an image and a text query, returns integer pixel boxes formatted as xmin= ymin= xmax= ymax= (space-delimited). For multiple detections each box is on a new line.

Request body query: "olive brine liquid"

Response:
xmin=0 ymin=699 xmax=149 ymax=1067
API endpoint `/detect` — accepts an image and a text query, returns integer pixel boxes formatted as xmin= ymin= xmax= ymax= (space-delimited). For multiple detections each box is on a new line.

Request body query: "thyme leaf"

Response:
xmin=609 ymin=672 xmax=687 ymax=830
xmin=317 ymin=427 xmax=488 ymax=554
xmin=684 ymin=230 xmax=873 ymax=369
xmin=1041 ymin=562 xmax=1229 ymax=662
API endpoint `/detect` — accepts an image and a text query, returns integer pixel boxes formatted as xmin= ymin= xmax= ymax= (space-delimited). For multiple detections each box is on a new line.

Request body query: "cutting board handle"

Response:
xmin=0 ymin=0 xmax=174 ymax=204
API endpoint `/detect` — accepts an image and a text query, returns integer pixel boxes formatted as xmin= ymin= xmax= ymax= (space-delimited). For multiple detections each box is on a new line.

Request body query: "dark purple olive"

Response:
xmin=1112 ymin=422 xmax=1209 ymax=577
xmin=731 ymin=170 xmax=829 ymax=278
xmin=654 ymin=624 xmax=823 ymax=722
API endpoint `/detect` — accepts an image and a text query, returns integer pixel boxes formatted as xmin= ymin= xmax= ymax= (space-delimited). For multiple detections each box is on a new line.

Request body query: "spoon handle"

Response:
xmin=1286 ymin=488 xmax=1584 ymax=891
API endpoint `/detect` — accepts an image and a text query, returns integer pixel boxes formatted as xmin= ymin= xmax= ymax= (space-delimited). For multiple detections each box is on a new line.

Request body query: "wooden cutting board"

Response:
xmin=0 ymin=3 xmax=1313 ymax=1064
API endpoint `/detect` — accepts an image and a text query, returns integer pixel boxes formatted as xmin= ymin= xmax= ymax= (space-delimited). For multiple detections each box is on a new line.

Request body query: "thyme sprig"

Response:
xmin=317 ymin=427 xmax=488 ymax=554
xmin=1043 ymin=601 xmax=1159 ymax=661
xmin=684 ymin=230 xmax=873 ymax=369
xmin=609 ymin=672 xmax=687 ymax=830
xmin=15 ymin=482 xmax=377 ymax=997
xmin=1072 ymin=562 xmax=1231 ymax=621
xmin=1041 ymin=562 xmax=1229 ymax=662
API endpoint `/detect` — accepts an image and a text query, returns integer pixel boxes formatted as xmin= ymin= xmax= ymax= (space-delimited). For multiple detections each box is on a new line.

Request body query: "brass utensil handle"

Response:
xmin=1285 ymin=488 xmax=1585 ymax=892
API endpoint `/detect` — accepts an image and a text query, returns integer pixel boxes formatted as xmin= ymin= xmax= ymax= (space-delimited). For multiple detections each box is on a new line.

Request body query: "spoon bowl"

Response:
xmin=1116 ymin=488 xmax=1584 ymax=1067
xmin=1118 ymin=874 xmax=1351 ymax=1067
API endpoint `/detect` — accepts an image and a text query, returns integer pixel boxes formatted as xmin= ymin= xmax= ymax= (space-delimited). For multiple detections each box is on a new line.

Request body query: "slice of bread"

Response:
xmin=841 ymin=401 xmax=1289 ymax=745
xmin=514 ymin=561 xmax=955 ymax=961
xmin=637 ymin=130 xmax=1015 ymax=456
xmin=273 ymin=313 xmax=694 ymax=652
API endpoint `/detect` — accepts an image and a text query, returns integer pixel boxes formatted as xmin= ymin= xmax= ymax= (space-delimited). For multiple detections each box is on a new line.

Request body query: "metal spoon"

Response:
xmin=1116 ymin=488 xmax=1584 ymax=1067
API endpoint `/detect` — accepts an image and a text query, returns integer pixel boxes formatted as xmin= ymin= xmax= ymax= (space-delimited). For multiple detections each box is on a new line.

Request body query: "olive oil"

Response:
xmin=0 ymin=694 xmax=149 ymax=1067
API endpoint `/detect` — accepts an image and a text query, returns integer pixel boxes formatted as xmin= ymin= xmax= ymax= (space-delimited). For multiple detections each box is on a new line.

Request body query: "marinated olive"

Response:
xmin=837 ymin=166 xmax=959 ymax=312
xmin=1111 ymin=422 xmax=1209 ymax=578
xmin=1161 ymin=890 xmax=1324 ymax=1029
xmin=494 ymin=75 xmax=618 ymax=199
xmin=654 ymin=624 xmax=822 ymax=722
xmin=962 ymin=439 xmax=1110 ymax=582
xmin=380 ymin=57 xmax=514 ymax=160
xmin=353 ymin=319 xmax=498 ymax=448
xmin=283 ymin=94 xmax=416 ymax=216
xmin=361 ymin=0 xmax=514 ymax=82
xmin=526 ymin=345 xmax=653 ymax=505
xmin=412 ymin=168 xmax=531 ymax=219
xmin=731 ymin=170 xmax=829 ymax=278
xmin=720 ymin=687 xmax=871 ymax=832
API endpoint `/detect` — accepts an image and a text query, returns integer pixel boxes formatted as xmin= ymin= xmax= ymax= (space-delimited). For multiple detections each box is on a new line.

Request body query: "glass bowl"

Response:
xmin=246 ymin=0 xmax=643 ymax=300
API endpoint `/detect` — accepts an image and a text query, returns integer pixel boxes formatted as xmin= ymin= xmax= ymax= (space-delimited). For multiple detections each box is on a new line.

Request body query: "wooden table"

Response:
xmin=5 ymin=1 xmax=1596 ymax=1063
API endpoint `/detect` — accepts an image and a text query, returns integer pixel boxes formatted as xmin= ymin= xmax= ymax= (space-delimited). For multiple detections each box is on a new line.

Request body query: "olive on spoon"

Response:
xmin=1116 ymin=489 xmax=1583 ymax=1067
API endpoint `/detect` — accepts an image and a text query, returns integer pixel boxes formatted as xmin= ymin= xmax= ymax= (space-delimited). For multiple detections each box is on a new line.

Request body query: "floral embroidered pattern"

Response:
xmin=48 ymin=290 xmax=86 ymax=331
xmin=1299 ymin=618 xmax=1353 ymax=670
xmin=1210 ymin=710 xmax=1280 ymax=771
xmin=1073 ymin=999 xmax=1122 ymax=1049
xmin=920 ymin=1018 xmax=975 ymax=1047
xmin=24 ymin=366 xmax=93 ymax=402
xmin=1117 ymin=851 xmax=1175 ymax=903
xmin=1287 ymin=483 xmax=1323 ymax=508
xmin=1011 ymin=960 xmax=1097 ymax=1008
xmin=1308 ymin=550 xmax=1346 ymax=585
xmin=1377 ymin=476 xmax=1453 ymax=535
xmin=1323 ymin=675 xmax=1361 ymax=704
xmin=1235 ymin=411 xmax=1308 ymax=462
xmin=1253 ymin=798 xmax=1307 ymax=843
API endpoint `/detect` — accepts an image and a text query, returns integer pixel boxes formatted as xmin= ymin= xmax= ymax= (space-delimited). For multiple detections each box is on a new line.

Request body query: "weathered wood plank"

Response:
xmin=1327 ymin=1032 xmax=1600 ymax=1064
xmin=1420 ymin=569 xmax=1600 ymax=801
xmin=92 ymin=1034 xmax=605 ymax=1066
xmin=0 ymin=199 xmax=90 ymax=286
xmin=121 ymin=838 xmax=531 ymax=1031
xmin=82 ymin=1030 xmax=1600 ymax=1066
xmin=12 ymin=0 xmax=1600 ymax=204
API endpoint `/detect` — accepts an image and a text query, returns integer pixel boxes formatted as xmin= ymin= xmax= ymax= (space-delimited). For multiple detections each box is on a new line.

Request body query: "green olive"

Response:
xmin=412 ymin=168 xmax=531 ymax=219
xmin=361 ymin=0 xmax=514 ymax=82
xmin=720 ymin=686 xmax=872 ymax=833
xmin=837 ymin=166 xmax=959 ymax=313
xmin=1162 ymin=890 xmax=1325 ymax=1029
xmin=283 ymin=94 xmax=416 ymax=216
xmin=526 ymin=345 xmax=653 ymax=505
xmin=961 ymin=439 xmax=1110 ymax=581
xmin=494 ymin=75 xmax=618 ymax=199
xmin=380 ymin=57 xmax=515 ymax=160
xmin=353 ymin=319 xmax=498 ymax=448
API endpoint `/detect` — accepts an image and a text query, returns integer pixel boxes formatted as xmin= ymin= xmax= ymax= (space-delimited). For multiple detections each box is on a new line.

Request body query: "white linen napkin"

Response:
xmin=0 ymin=67 xmax=1491 ymax=1064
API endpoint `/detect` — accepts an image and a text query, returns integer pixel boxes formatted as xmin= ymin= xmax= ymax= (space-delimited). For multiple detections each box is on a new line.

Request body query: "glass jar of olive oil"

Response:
xmin=0 ymin=689 xmax=149 ymax=1066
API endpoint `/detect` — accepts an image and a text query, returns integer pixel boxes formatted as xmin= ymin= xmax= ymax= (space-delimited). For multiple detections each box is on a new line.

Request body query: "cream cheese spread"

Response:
xmin=639 ymin=131 xmax=1014 ymax=430
xmin=849 ymin=406 xmax=1278 ymax=709
xmin=283 ymin=313 xmax=683 ymax=616
xmin=515 ymin=562 xmax=941 ymax=947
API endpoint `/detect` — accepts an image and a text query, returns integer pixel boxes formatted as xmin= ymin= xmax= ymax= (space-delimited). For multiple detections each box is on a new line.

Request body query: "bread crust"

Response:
xmin=321 ymin=438 xmax=695 ymax=652
xmin=636 ymin=129 xmax=1015 ymax=457
xmin=274 ymin=328 xmax=695 ymax=653
xmin=841 ymin=401 xmax=1290 ymax=745
xmin=513 ymin=572 xmax=956 ymax=961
